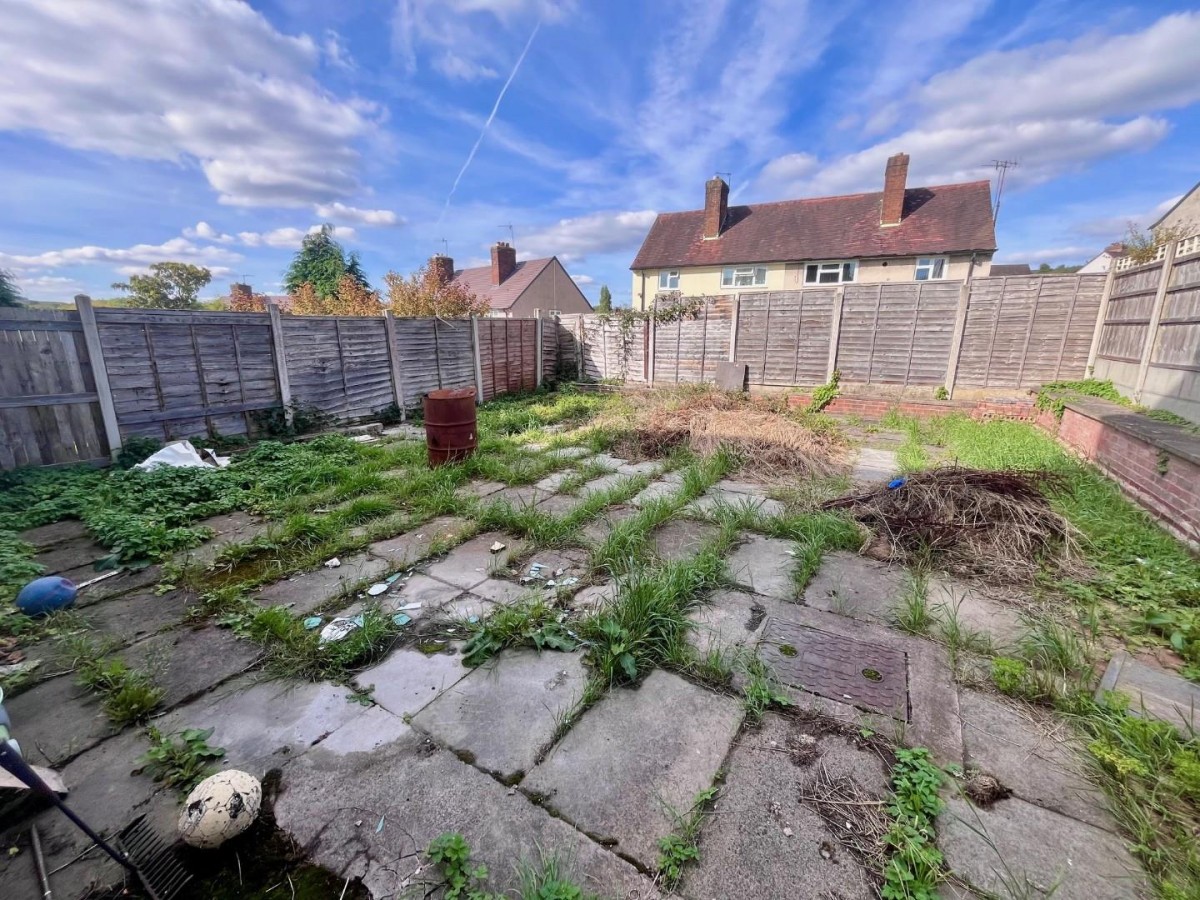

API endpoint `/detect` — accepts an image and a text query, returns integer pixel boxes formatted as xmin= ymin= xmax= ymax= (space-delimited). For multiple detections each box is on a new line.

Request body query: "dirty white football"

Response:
xmin=177 ymin=770 xmax=262 ymax=849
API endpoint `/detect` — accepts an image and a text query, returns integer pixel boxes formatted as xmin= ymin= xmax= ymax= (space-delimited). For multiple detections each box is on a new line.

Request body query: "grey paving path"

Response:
xmin=412 ymin=650 xmax=587 ymax=783
xmin=368 ymin=515 xmax=471 ymax=566
xmin=725 ymin=534 xmax=798 ymax=599
xmin=580 ymin=504 xmax=638 ymax=544
xmin=958 ymin=690 xmax=1114 ymax=832
xmin=802 ymin=551 xmax=908 ymax=621
xmin=254 ymin=552 xmax=391 ymax=615
xmin=354 ymin=646 xmax=471 ymax=719
xmin=117 ymin=624 xmax=260 ymax=709
xmin=1097 ymin=650 xmax=1200 ymax=735
xmin=523 ymin=669 xmax=743 ymax=869
xmin=686 ymin=486 xmax=785 ymax=519
xmin=80 ymin=587 xmax=191 ymax=644
xmin=683 ymin=713 xmax=884 ymax=900
xmin=4 ymin=673 xmax=115 ymax=765
xmin=650 ymin=518 xmax=721 ymax=562
xmin=687 ymin=589 xmax=768 ymax=655
xmin=852 ymin=447 xmax=899 ymax=482
xmin=423 ymin=532 xmax=527 ymax=589
xmin=631 ymin=478 xmax=681 ymax=507
xmin=939 ymin=794 xmax=1146 ymax=900
xmin=273 ymin=717 xmax=657 ymax=899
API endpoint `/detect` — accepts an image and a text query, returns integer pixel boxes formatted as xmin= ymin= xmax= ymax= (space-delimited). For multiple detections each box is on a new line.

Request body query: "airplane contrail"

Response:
xmin=437 ymin=20 xmax=542 ymax=227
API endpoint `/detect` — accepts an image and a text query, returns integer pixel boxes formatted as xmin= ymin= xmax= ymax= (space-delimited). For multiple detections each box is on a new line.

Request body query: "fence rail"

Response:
xmin=0 ymin=298 xmax=549 ymax=470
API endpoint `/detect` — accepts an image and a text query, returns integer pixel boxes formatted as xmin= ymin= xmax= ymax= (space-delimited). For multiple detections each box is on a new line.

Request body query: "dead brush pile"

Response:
xmin=823 ymin=466 xmax=1078 ymax=581
xmin=606 ymin=388 xmax=845 ymax=479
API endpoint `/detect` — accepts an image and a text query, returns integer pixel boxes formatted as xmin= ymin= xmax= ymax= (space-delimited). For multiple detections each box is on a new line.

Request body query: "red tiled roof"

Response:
xmin=451 ymin=257 xmax=554 ymax=310
xmin=630 ymin=181 xmax=996 ymax=270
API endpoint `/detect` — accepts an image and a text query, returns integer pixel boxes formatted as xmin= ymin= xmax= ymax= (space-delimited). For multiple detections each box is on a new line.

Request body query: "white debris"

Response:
xmin=319 ymin=616 xmax=363 ymax=644
xmin=489 ymin=541 xmax=506 ymax=553
xmin=367 ymin=583 xmax=389 ymax=596
xmin=324 ymin=557 xmax=342 ymax=569
xmin=135 ymin=440 xmax=229 ymax=471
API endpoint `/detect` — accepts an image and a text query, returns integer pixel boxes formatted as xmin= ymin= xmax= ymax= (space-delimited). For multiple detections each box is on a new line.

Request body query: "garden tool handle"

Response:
xmin=0 ymin=739 xmax=137 ymax=873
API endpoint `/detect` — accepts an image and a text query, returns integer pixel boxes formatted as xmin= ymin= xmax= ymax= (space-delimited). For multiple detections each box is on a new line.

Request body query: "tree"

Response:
xmin=287 ymin=276 xmax=383 ymax=316
xmin=1036 ymin=263 xmax=1082 ymax=274
xmin=228 ymin=283 xmax=270 ymax=312
xmin=289 ymin=282 xmax=325 ymax=316
xmin=0 ymin=268 xmax=23 ymax=307
xmin=1125 ymin=221 xmax=1193 ymax=265
xmin=112 ymin=262 xmax=211 ymax=309
xmin=384 ymin=263 xmax=489 ymax=318
xmin=596 ymin=284 xmax=612 ymax=314
xmin=283 ymin=224 xmax=368 ymax=299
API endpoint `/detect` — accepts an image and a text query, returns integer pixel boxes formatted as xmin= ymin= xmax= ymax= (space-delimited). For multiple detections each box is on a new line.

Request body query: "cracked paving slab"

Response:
xmin=423 ymin=532 xmax=527 ymax=589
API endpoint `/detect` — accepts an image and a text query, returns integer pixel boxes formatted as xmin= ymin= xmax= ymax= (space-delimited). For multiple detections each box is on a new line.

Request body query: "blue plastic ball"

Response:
xmin=15 ymin=576 xmax=78 ymax=617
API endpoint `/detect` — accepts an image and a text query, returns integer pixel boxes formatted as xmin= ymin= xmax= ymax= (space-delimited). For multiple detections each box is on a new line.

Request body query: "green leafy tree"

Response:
xmin=0 ymin=268 xmax=23 ymax=307
xmin=112 ymin=262 xmax=212 ymax=309
xmin=596 ymin=284 xmax=613 ymax=314
xmin=283 ymin=223 xmax=369 ymax=299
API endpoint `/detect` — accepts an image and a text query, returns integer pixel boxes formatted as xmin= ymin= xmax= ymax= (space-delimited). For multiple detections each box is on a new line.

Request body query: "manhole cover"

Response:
xmin=760 ymin=618 xmax=908 ymax=719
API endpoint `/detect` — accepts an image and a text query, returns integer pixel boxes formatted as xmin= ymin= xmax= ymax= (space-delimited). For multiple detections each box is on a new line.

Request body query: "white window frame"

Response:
xmin=804 ymin=260 xmax=857 ymax=285
xmin=914 ymin=257 xmax=948 ymax=281
xmin=658 ymin=270 xmax=680 ymax=290
xmin=720 ymin=265 xmax=768 ymax=288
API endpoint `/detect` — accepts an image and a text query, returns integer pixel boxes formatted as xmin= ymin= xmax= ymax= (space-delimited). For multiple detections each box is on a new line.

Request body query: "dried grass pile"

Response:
xmin=608 ymin=387 xmax=845 ymax=479
xmin=823 ymin=466 xmax=1077 ymax=580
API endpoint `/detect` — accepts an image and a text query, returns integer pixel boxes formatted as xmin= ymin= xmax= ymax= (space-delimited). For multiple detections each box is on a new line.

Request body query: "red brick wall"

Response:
xmin=1054 ymin=407 xmax=1200 ymax=546
xmin=784 ymin=394 xmax=1037 ymax=422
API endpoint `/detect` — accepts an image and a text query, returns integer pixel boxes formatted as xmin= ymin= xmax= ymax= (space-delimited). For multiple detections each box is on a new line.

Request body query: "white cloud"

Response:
xmin=0 ymin=238 xmax=241 ymax=273
xmin=0 ymin=0 xmax=379 ymax=207
xmin=571 ymin=274 xmax=594 ymax=285
xmin=183 ymin=222 xmax=236 ymax=244
xmin=998 ymin=246 xmax=1096 ymax=264
xmin=314 ymin=203 xmax=403 ymax=227
xmin=518 ymin=210 xmax=658 ymax=262
xmin=323 ymin=29 xmax=356 ymax=70
xmin=115 ymin=264 xmax=234 ymax=278
xmin=237 ymin=224 xmax=357 ymax=249
xmin=755 ymin=13 xmax=1200 ymax=200
xmin=392 ymin=0 xmax=573 ymax=81
xmin=15 ymin=275 xmax=86 ymax=302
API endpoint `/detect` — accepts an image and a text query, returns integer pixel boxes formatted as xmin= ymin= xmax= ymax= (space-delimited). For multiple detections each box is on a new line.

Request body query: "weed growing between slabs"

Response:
xmin=58 ymin=630 xmax=164 ymax=727
xmin=425 ymin=831 xmax=596 ymax=900
xmin=657 ymin=785 xmax=721 ymax=889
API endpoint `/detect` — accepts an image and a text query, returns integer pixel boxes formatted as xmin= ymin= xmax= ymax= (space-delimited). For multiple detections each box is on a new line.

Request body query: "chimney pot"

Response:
xmin=431 ymin=254 xmax=455 ymax=284
xmin=491 ymin=241 xmax=517 ymax=285
xmin=881 ymin=152 xmax=909 ymax=226
xmin=704 ymin=176 xmax=729 ymax=239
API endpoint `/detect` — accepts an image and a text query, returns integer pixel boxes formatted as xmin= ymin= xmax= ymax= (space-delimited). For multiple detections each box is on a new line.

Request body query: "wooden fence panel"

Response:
xmin=1155 ymin=253 xmax=1200 ymax=372
xmin=736 ymin=290 xmax=834 ymax=385
xmin=651 ymin=297 xmax=731 ymax=384
xmin=476 ymin=319 xmax=540 ymax=401
xmin=0 ymin=309 xmax=107 ymax=468
xmin=433 ymin=319 xmax=478 ymax=394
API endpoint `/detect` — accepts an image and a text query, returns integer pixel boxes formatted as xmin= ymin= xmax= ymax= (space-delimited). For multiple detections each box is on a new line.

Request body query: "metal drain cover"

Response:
xmin=760 ymin=618 xmax=908 ymax=719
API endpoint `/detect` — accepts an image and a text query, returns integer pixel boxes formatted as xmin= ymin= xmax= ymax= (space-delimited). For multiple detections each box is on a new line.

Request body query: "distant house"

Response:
xmin=1078 ymin=242 xmax=1127 ymax=274
xmin=447 ymin=242 xmax=592 ymax=318
xmin=990 ymin=264 xmax=1031 ymax=276
xmin=629 ymin=153 xmax=997 ymax=311
xmin=1152 ymin=180 xmax=1200 ymax=233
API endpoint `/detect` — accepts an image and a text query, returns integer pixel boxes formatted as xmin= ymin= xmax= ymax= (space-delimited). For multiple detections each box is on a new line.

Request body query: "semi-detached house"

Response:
xmin=629 ymin=153 xmax=997 ymax=311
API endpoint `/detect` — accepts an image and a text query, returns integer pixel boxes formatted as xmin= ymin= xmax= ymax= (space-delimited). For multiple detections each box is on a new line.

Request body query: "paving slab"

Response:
xmin=254 ymin=553 xmax=392 ymax=615
xmin=489 ymin=485 xmax=550 ymax=508
xmin=939 ymin=795 xmax=1146 ymax=900
xmin=1097 ymin=650 xmax=1200 ymax=735
xmin=682 ymin=713 xmax=885 ymax=900
xmin=545 ymin=446 xmax=592 ymax=460
xmin=80 ymin=588 xmax=191 ymax=644
xmin=117 ymin=625 xmax=262 ymax=709
xmin=3 ymin=673 xmax=114 ymax=765
xmin=631 ymin=478 xmax=681 ymax=508
xmin=688 ymin=589 xmax=768 ymax=656
xmin=588 ymin=453 xmax=628 ymax=470
xmin=179 ymin=511 xmax=270 ymax=566
xmin=726 ymin=534 xmax=798 ymax=600
xmin=412 ymin=650 xmax=588 ymax=783
xmin=19 ymin=519 xmax=88 ymax=550
xmin=686 ymin=488 xmax=786 ymax=519
xmin=523 ymin=669 xmax=743 ymax=869
xmin=535 ymin=492 xmax=587 ymax=517
xmin=368 ymin=515 xmax=470 ymax=566
xmin=568 ymin=580 xmax=617 ymax=612
xmin=381 ymin=572 xmax=463 ymax=616
xmin=852 ymin=447 xmax=899 ymax=482
xmin=461 ymin=479 xmax=507 ymax=498
xmin=534 ymin=470 xmax=576 ymax=492
xmin=74 ymin=564 xmax=162 ymax=606
xmin=929 ymin=577 xmax=1029 ymax=651
xmin=959 ymin=690 xmax=1114 ymax=832
xmin=470 ymin=577 xmax=541 ymax=605
xmin=616 ymin=460 xmax=660 ymax=477
xmin=580 ymin=504 xmax=639 ymax=544
xmin=802 ymin=551 xmax=908 ymax=622
xmin=517 ymin=546 xmax=589 ymax=583
xmin=579 ymin=472 xmax=627 ymax=496
xmin=423 ymin=532 xmax=527 ymax=589
xmin=273 ymin=724 xmax=656 ymax=900
xmin=712 ymin=479 xmax=768 ymax=495
xmin=353 ymin=647 xmax=472 ymax=719
xmin=650 ymin=518 xmax=721 ymax=562
xmin=441 ymin=594 xmax=495 ymax=620
xmin=0 ymin=728 xmax=178 ymax=900
xmin=158 ymin=677 xmax=370 ymax=773
xmin=33 ymin=535 xmax=107 ymax=578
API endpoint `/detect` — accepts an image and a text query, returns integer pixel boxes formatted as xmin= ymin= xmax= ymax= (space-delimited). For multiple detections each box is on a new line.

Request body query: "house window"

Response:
xmin=720 ymin=265 xmax=768 ymax=288
xmin=804 ymin=261 xmax=857 ymax=285
xmin=658 ymin=270 xmax=680 ymax=290
xmin=915 ymin=257 xmax=947 ymax=281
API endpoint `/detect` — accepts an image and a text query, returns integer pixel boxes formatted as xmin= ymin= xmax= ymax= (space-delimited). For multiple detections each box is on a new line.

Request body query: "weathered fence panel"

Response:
xmin=737 ymin=290 xmax=834 ymax=385
xmin=652 ymin=297 xmax=732 ymax=384
xmin=579 ymin=317 xmax=647 ymax=383
xmin=390 ymin=318 xmax=477 ymax=408
xmin=476 ymin=318 xmax=539 ymax=401
xmin=0 ymin=309 xmax=107 ymax=468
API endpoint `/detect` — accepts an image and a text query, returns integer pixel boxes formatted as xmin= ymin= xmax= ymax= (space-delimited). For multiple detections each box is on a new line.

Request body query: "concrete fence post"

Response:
xmin=74 ymin=294 xmax=122 ymax=459
xmin=943 ymin=281 xmax=972 ymax=399
xmin=1085 ymin=267 xmax=1118 ymax=377
xmin=729 ymin=294 xmax=741 ymax=361
xmin=825 ymin=286 xmax=845 ymax=381
xmin=1134 ymin=239 xmax=1178 ymax=403
xmin=534 ymin=309 xmax=544 ymax=388
xmin=471 ymin=317 xmax=485 ymax=404
xmin=648 ymin=296 xmax=658 ymax=384
xmin=575 ymin=315 xmax=585 ymax=382
xmin=382 ymin=311 xmax=407 ymax=422
xmin=266 ymin=301 xmax=293 ymax=427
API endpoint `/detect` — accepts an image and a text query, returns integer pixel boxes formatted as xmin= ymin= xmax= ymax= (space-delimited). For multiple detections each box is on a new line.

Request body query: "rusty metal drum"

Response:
xmin=423 ymin=387 xmax=477 ymax=466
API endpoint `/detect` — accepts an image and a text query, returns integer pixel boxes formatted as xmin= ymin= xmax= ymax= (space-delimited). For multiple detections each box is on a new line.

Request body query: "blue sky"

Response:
xmin=2 ymin=0 xmax=1199 ymax=306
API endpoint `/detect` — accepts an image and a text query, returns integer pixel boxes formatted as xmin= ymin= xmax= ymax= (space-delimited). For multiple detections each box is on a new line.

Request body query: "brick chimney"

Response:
xmin=430 ymin=254 xmax=455 ymax=283
xmin=491 ymin=241 xmax=517 ymax=285
xmin=704 ymin=176 xmax=729 ymax=239
xmin=881 ymin=152 xmax=909 ymax=226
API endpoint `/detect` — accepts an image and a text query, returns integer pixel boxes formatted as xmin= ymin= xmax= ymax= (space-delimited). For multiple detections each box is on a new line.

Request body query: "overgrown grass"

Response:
xmin=246 ymin=604 xmax=402 ymax=683
xmin=657 ymin=785 xmax=720 ymax=890
xmin=59 ymin=631 xmax=164 ymax=727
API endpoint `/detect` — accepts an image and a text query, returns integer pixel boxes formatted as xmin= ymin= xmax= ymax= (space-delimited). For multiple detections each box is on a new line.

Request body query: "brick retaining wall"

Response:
xmin=785 ymin=394 xmax=1038 ymax=422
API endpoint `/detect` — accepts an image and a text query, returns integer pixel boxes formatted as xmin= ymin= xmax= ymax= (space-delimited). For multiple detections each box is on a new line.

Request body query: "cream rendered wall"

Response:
xmin=631 ymin=253 xmax=990 ymax=309
xmin=1158 ymin=187 xmax=1200 ymax=234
